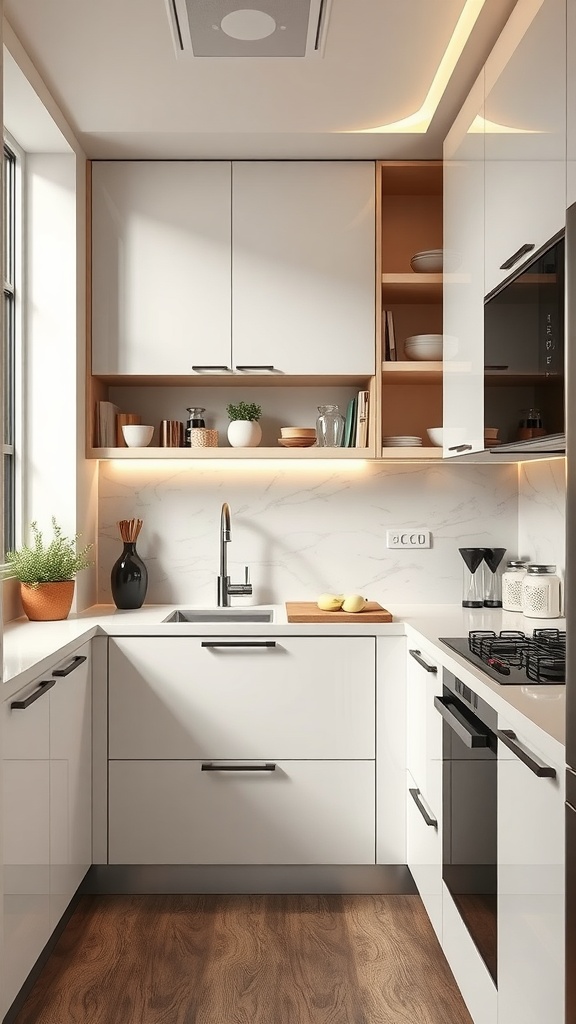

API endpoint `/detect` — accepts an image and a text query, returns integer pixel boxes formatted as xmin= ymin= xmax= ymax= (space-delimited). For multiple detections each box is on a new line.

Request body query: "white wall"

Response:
xmin=97 ymin=461 xmax=518 ymax=605
xmin=517 ymin=458 xmax=566 ymax=576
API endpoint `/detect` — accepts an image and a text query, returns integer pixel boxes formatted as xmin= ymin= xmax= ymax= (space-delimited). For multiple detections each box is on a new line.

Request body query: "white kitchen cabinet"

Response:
xmin=109 ymin=759 xmax=375 ymax=865
xmin=232 ymin=162 xmax=375 ymax=376
xmin=92 ymin=161 xmax=232 ymax=375
xmin=484 ymin=0 xmax=566 ymax=298
xmin=442 ymin=882 xmax=497 ymax=1024
xmin=1 ymin=646 xmax=92 ymax=1017
xmin=568 ymin=0 xmax=576 ymax=208
xmin=405 ymin=643 xmax=443 ymax=940
xmin=108 ymin=636 xmax=375 ymax=760
xmin=443 ymin=73 xmax=485 ymax=457
xmin=497 ymin=713 xmax=564 ymax=1024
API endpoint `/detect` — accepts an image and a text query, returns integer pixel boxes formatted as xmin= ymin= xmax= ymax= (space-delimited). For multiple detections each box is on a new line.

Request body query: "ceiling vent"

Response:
xmin=165 ymin=0 xmax=333 ymax=57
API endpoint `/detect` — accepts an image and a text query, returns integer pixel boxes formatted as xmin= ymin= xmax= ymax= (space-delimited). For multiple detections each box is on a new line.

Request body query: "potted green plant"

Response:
xmin=226 ymin=401 xmax=262 ymax=448
xmin=4 ymin=518 xmax=93 ymax=621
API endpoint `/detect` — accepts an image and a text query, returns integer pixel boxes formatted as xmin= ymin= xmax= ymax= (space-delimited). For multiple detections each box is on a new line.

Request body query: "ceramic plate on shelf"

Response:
xmin=277 ymin=438 xmax=317 ymax=448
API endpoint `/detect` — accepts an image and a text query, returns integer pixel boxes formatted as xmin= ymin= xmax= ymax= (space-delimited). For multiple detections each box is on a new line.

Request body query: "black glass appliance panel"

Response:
xmin=440 ymin=671 xmax=498 ymax=985
xmin=440 ymin=630 xmax=566 ymax=685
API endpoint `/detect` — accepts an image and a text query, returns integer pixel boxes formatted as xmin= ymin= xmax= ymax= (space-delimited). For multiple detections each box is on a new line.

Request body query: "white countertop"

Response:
xmin=2 ymin=602 xmax=566 ymax=749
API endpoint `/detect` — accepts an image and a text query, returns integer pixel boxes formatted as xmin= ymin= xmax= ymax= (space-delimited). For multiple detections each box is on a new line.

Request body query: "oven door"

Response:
xmin=435 ymin=686 xmax=498 ymax=985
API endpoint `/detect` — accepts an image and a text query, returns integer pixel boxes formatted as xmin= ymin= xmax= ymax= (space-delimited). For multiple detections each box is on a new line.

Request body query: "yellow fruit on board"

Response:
xmin=317 ymin=593 xmax=344 ymax=611
xmin=341 ymin=594 xmax=367 ymax=613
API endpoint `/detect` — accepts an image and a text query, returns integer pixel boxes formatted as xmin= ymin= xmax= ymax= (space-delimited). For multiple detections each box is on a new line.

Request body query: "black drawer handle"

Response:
xmin=201 ymin=762 xmax=276 ymax=772
xmin=433 ymin=695 xmax=490 ymax=748
xmin=448 ymin=444 xmax=473 ymax=452
xmin=497 ymin=729 xmax=556 ymax=778
xmin=235 ymin=365 xmax=277 ymax=372
xmin=500 ymin=243 xmax=535 ymax=270
xmin=409 ymin=787 xmax=437 ymax=828
xmin=11 ymin=679 xmax=55 ymax=709
xmin=409 ymin=649 xmax=437 ymax=673
xmin=191 ymin=365 xmax=231 ymax=372
xmin=52 ymin=655 xmax=87 ymax=677
xmin=201 ymin=641 xmax=277 ymax=649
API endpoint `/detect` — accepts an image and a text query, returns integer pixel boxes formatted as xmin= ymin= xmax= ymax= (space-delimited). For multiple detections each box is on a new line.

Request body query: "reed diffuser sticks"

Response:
xmin=117 ymin=518 xmax=143 ymax=544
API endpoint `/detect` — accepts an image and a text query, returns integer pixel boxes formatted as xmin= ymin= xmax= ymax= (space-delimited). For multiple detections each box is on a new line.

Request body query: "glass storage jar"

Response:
xmin=185 ymin=407 xmax=206 ymax=446
xmin=316 ymin=405 xmax=345 ymax=447
xmin=521 ymin=564 xmax=561 ymax=619
xmin=502 ymin=560 xmax=528 ymax=612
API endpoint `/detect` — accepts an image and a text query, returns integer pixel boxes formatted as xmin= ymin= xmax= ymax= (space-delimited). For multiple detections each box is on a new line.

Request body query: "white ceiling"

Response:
xmin=4 ymin=0 xmax=519 ymax=159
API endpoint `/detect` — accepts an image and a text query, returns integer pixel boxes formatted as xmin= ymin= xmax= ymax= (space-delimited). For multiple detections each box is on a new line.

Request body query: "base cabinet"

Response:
xmin=406 ymin=771 xmax=442 ymax=942
xmin=1 ymin=645 xmax=91 ymax=1017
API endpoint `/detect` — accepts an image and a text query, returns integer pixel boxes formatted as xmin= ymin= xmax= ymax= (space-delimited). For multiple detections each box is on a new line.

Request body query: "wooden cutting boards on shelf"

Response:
xmin=286 ymin=602 xmax=393 ymax=623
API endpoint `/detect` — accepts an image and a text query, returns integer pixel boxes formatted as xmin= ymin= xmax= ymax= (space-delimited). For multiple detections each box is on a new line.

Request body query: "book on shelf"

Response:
xmin=344 ymin=397 xmax=357 ymax=447
xmin=355 ymin=390 xmax=370 ymax=448
xmin=384 ymin=310 xmax=396 ymax=362
xmin=96 ymin=401 xmax=119 ymax=448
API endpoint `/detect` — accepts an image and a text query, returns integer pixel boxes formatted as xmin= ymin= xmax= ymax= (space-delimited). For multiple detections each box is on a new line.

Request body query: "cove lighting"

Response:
xmin=353 ymin=0 xmax=486 ymax=134
xmin=106 ymin=459 xmax=370 ymax=473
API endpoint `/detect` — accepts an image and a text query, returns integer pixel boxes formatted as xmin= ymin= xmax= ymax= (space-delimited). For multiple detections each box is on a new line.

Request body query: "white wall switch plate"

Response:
xmin=386 ymin=529 xmax=431 ymax=549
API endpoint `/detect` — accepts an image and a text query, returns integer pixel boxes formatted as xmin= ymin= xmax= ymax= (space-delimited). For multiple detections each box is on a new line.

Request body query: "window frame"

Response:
xmin=3 ymin=132 xmax=24 ymax=556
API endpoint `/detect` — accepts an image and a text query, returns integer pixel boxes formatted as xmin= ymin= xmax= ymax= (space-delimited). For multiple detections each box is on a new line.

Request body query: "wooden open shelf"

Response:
xmin=382 ymin=362 xmax=443 ymax=384
xmin=381 ymin=274 xmax=443 ymax=303
xmin=88 ymin=446 xmax=373 ymax=460
xmin=381 ymin=447 xmax=443 ymax=460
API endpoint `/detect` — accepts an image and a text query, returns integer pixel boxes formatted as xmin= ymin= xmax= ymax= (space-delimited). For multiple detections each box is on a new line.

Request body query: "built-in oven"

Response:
xmin=435 ymin=671 xmax=499 ymax=986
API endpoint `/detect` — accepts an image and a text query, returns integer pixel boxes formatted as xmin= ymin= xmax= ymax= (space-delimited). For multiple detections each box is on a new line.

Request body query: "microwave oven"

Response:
xmin=483 ymin=230 xmax=565 ymax=453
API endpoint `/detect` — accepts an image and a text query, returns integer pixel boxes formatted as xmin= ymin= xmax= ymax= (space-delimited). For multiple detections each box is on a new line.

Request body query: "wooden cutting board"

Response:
xmin=286 ymin=601 xmax=393 ymax=623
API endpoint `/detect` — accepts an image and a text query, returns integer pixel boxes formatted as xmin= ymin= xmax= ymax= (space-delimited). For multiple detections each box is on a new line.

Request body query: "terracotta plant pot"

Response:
xmin=20 ymin=580 xmax=75 ymax=621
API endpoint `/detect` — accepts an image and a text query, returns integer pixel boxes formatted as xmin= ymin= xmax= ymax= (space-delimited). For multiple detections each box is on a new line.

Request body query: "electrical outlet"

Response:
xmin=386 ymin=529 xmax=431 ymax=549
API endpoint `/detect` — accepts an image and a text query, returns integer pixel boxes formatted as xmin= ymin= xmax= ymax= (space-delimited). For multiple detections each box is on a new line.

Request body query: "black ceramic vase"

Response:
xmin=111 ymin=542 xmax=148 ymax=609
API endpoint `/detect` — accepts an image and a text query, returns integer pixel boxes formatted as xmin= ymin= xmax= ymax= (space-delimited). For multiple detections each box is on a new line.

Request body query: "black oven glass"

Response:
xmin=439 ymin=673 xmax=498 ymax=985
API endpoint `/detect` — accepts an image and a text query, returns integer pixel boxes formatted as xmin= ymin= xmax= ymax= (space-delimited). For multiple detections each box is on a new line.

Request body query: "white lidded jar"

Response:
xmin=521 ymin=564 xmax=561 ymax=619
xmin=502 ymin=560 xmax=528 ymax=611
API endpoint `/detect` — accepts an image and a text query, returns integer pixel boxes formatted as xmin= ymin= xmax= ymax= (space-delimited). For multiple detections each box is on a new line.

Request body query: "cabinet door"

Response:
xmin=92 ymin=161 xmax=232 ymax=375
xmin=497 ymin=716 xmax=564 ymax=1024
xmin=407 ymin=771 xmax=442 ymax=943
xmin=108 ymin=637 xmax=375 ymax=760
xmin=49 ymin=646 xmax=92 ymax=928
xmin=1 ymin=680 xmax=51 ymax=1017
xmin=443 ymin=74 xmax=486 ymax=456
xmin=232 ymin=162 xmax=375 ymax=375
xmin=568 ymin=0 xmax=576 ymax=208
xmin=484 ymin=0 xmax=566 ymax=297
xmin=109 ymin=759 xmax=375 ymax=865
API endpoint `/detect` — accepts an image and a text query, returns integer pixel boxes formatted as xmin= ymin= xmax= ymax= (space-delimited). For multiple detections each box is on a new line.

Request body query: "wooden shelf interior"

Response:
xmin=382 ymin=362 xmax=443 ymax=384
xmin=380 ymin=162 xmax=443 ymax=276
xmin=381 ymin=382 xmax=443 ymax=446
xmin=381 ymin=274 xmax=443 ymax=303
xmin=381 ymin=446 xmax=443 ymax=460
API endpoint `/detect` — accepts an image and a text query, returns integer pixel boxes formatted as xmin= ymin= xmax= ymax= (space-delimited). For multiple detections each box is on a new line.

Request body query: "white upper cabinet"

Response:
xmin=232 ymin=162 xmax=375 ymax=376
xmin=484 ymin=0 xmax=566 ymax=297
xmin=92 ymin=162 xmax=233 ymax=375
xmin=568 ymin=0 xmax=576 ymax=208
xmin=443 ymin=73 xmax=486 ymax=456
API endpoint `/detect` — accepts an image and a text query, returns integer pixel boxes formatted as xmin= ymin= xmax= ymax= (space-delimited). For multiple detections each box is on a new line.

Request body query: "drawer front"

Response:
xmin=406 ymin=771 xmax=442 ymax=943
xmin=109 ymin=759 xmax=375 ymax=865
xmin=109 ymin=637 xmax=375 ymax=759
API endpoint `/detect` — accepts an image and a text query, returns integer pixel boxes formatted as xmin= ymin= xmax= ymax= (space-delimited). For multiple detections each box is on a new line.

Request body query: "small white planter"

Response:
xmin=227 ymin=420 xmax=262 ymax=448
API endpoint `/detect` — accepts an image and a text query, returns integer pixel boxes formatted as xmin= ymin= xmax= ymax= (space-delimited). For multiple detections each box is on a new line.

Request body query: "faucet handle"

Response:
xmin=244 ymin=566 xmax=250 ymax=585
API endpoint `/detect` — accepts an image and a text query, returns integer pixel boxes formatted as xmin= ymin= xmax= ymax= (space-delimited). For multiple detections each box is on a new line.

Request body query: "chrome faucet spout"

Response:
xmin=217 ymin=502 xmax=252 ymax=608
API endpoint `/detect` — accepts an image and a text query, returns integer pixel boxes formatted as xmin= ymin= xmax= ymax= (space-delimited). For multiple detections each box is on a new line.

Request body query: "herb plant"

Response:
xmin=226 ymin=401 xmax=262 ymax=422
xmin=4 ymin=518 xmax=93 ymax=586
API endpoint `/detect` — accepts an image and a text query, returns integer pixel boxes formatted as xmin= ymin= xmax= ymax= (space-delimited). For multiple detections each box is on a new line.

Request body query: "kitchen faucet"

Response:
xmin=217 ymin=502 xmax=253 ymax=607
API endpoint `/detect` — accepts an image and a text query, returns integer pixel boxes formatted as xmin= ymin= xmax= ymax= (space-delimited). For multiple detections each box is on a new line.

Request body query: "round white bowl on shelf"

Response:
xmin=404 ymin=334 xmax=443 ymax=361
xmin=426 ymin=427 xmax=443 ymax=447
xmin=410 ymin=250 xmax=444 ymax=273
xmin=121 ymin=424 xmax=154 ymax=447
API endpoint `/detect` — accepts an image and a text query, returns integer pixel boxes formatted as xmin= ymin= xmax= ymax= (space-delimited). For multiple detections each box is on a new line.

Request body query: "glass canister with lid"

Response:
xmin=521 ymin=564 xmax=561 ymax=619
xmin=502 ymin=560 xmax=528 ymax=611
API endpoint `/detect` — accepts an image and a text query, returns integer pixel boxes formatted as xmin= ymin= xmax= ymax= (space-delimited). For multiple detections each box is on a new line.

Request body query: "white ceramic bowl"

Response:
xmin=122 ymin=424 xmax=154 ymax=447
xmin=404 ymin=334 xmax=443 ymax=361
xmin=427 ymin=427 xmax=443 ymax=447
xmin=410 ymin=251 xmax=443 ymax=273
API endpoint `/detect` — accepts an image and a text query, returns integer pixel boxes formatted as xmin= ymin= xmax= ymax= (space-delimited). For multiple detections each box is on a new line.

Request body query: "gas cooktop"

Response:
xmin=440 ymin=629 xmax=566 ymax=685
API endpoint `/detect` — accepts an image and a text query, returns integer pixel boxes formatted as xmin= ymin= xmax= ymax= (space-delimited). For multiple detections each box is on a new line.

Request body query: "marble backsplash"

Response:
xmin=518 ymin=458 xmax=566 ymax=577
xmin=98 ymin=461 xmax=519 ymax=606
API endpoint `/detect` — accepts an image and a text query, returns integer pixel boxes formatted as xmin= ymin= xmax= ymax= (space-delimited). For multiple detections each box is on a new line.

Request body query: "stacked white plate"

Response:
xmin=404 ymin=334 xmax=443 ymax=361
xmin=410 ymin=249 xmax=443 ymax=273
xmin=382 ymin=435 xmax=422 ymax=447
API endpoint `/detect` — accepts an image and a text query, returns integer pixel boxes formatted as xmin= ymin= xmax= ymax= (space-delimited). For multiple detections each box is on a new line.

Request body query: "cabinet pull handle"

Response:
xmin=433 ymin=696 xmax=490 ymax=748
xmin=499 ymin=243 xmax=535 ymax=270
xmin=201 ymin=641 xmax=277 ymax=649
xmin=191 ymin=365 xmax=231 ymax=372
xmin=234 ymin=365 xmax=276 ymax=372
xmin=201 ymin=762 xmax=276 ymax=772
xmin=448 ymin=444 xmax=473 ymax=452
xmin=52 ymin=655 xmax=87 ymax=677
xmin=409 ymin=787 xmax=437 ymax=828
xmin=497 ymin=729 xmax=556 ymax=778
xmin=409 ymin=649 xmax=437 ymax=673
xmin=11 ymin=679 xmax=55 ymax=709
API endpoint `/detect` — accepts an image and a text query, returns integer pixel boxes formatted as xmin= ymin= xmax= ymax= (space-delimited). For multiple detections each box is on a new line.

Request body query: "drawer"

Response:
xmin=406 ymin=770 xmax=442 ymax=943
xmin=108 ymin=637 xmax=375 ymax=759
xmin=108 ymin=759 xmax=375 ymax=865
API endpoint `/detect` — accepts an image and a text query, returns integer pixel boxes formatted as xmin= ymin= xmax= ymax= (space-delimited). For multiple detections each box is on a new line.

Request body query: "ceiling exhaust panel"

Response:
xmin=167 ymin=0 xmax=331 ymax=57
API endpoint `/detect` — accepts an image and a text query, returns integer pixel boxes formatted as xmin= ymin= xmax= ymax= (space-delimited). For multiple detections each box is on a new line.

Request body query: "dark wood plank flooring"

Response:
xmin=11 ymin=895 xmax=473 ymax=1024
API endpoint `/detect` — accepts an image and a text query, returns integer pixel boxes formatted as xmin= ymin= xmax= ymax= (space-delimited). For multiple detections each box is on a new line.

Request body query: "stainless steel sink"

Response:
xmin=163 ymin=608 xmax=274 ymax=623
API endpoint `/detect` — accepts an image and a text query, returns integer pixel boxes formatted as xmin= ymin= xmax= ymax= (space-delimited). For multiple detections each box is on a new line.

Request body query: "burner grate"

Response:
xmin=468 ymin=629 xmax=565 ymax=683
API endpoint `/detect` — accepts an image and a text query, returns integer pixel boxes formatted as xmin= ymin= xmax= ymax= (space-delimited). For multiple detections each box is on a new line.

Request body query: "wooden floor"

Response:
xmin=12 ymin=895 xmax=473 ymax=1024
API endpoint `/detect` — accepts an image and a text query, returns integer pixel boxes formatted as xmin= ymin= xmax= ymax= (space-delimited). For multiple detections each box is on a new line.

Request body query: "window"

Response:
xmin=3 ymin=142 xmax=17 ymax=553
